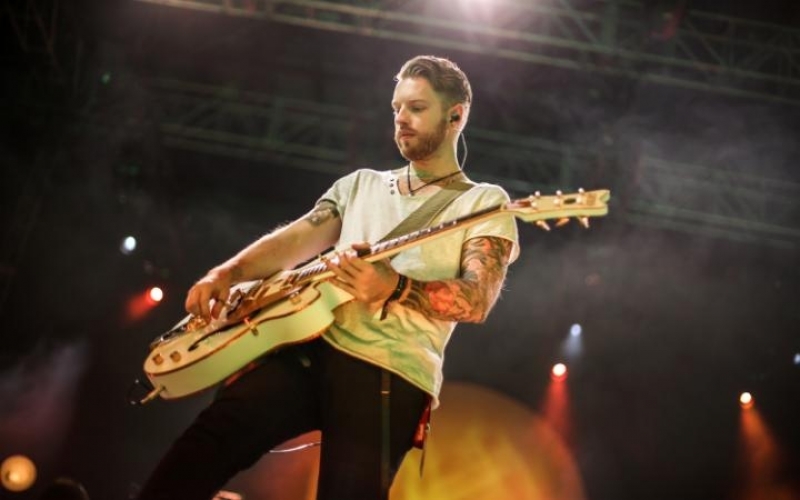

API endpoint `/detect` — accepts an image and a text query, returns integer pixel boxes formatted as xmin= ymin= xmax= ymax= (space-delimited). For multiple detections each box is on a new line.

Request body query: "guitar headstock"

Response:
xmin=504 ymin=189 xmax=610 ymax=230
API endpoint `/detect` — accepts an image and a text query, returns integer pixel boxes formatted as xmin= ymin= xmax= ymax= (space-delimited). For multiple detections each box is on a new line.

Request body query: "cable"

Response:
xmin=459 ymin=132 xmax=468 ymax=169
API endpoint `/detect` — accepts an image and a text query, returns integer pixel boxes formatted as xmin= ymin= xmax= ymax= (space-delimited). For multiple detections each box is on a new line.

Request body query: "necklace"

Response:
xmin=406 ymin=166 xmax=462 ymax=196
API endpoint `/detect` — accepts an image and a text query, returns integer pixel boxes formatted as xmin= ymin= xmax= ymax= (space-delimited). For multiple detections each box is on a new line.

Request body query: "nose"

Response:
xmin=394 ymin=107 xmax=409 ymax=126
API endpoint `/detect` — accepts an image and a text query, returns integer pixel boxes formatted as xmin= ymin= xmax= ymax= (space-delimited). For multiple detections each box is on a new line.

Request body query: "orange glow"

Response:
xmin=739 ymin=392 xmax=754 ymax=409
xmin=542 ymin=372 xmax=573 ymax=446
xmin=734 ymin=405 xmax=798 ymax=500
xmin=0 ymin=455 xmax=37 ymax=492
xmin=226 ymin=383 xmax=586 ymax=500
xmin=125 ymin=288 xmax=162 ymax=322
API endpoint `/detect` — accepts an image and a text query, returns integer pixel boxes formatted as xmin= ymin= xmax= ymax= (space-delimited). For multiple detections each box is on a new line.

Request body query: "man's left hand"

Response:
xmin=325 ymin=243 xmax=398 ymax=305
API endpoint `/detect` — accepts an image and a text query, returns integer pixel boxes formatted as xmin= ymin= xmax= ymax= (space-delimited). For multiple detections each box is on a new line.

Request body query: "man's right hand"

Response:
xmin=185 ymin=268 xmax=235 ymax=320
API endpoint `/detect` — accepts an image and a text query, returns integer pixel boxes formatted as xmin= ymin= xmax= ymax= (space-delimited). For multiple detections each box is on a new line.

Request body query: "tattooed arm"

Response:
xmin=401 ymin=236 xmax=514 ymax=324
xmin=186 ymin=200 xmax=342 ymax=318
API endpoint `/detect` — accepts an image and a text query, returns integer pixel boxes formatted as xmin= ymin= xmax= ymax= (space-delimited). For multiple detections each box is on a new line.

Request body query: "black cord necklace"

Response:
xmin=406 ymin=165 xmax=462 ymax=196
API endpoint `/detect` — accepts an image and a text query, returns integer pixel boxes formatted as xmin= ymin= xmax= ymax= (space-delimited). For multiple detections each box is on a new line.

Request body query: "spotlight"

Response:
xmin=148 ymin=287 xmax=164 ymax=303
xmin=569 ymin=324 xmax=582 ymax=337
xmin=794 ymin=353 xmax=800 ymax=366
xmin=1 ymin=454 xmax=37 ymax=492
xmin=120 ymin=236 xmax=137 ymax=255
xmin=551 ymin=363 xmax=568 ymax=381
xmin=739 ymin=392 xmax=754 ymax=409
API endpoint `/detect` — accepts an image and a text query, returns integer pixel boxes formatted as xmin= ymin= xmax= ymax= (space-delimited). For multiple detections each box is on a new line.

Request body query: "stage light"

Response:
xmin=551 ymin=363 xmax=568 ymax=381
xmin=120 ymin=236 xmax=137 ymax=255
xmin=149 ymin=287 xmax=164 ymax=303
xmin=794 ymin=353 xmax=800 ymax=365
xmin=1 ymin=455 xmax=37 ymax=492
xmin=562 ymin=324 xmax=583 ymax=359
xmin=739 ymin=392 xmax=754 ymax=409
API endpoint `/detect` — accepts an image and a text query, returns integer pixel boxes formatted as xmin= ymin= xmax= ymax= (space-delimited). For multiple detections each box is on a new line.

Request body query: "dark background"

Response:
xmin=2 ymin=1 xmax=799 ymax=499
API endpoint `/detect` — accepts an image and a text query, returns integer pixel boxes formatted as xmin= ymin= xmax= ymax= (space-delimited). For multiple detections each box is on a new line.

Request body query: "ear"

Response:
xmin=449 ymin=103 xmax=466 ymax=129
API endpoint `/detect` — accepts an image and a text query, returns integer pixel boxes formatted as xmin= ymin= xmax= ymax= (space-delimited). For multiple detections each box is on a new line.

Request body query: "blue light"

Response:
xmin=121 ymin=236 xmax=137 ymax=255
xmin=794 ymin=353 xmax=800 ymax=366
xmin=570 ymin=324 xmax=582 ymax=337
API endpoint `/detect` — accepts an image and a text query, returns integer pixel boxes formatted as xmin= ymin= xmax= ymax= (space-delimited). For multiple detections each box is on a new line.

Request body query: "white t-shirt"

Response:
xmin=318 ymin=168 xmax=519 ymax=405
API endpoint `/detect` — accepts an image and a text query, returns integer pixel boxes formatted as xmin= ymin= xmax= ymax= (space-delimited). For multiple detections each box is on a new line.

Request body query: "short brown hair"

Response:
xmin=396 ymin=55 xmax=472 ymax=108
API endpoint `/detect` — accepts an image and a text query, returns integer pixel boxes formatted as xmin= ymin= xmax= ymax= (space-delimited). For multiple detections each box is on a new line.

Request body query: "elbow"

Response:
xmin=462 ymin=291 xmax=501 ymax=324
xmin=460 ymin=308 xmax=490 ymax=324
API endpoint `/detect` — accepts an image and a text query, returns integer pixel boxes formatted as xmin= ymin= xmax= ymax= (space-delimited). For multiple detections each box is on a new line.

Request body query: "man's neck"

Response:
xmin=408 ymin=151 xmax=460 ymax=179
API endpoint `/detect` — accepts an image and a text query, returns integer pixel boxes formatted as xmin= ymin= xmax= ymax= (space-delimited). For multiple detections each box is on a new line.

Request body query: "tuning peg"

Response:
xmin=578 ymin=217 xmax=590 ymax=228
xmin=535 ymin=220 xmax=551 ymax=231
xmin=555 ymin=218 xmax=570 ymax=227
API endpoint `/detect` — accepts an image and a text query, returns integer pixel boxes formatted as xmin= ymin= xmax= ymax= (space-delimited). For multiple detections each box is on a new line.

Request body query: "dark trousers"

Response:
xmin=137 ymin=338 xmax=428 ymax=500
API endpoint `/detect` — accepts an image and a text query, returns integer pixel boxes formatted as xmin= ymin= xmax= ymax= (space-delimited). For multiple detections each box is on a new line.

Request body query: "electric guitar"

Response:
xmin=139 ymin=189 xmax=610 ymax=402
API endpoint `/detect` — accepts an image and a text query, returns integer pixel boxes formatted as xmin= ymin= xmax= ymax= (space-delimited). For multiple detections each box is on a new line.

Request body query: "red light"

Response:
xmin=551 ymin=363 xmax=568 ymax=381
xmin=149 ymin=287 xmax=164 ymax=303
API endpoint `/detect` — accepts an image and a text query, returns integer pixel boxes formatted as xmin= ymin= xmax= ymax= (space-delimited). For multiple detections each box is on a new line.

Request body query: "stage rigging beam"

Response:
xmin=149 ymin=77 xmax=580 ymax=190
xmin=148 ymin=78 xmax=800 ymax=247
xmin=134 ymin=0 xmax=800 ymax=107
xmin=628 ymin=155 xmax=800 ymax=248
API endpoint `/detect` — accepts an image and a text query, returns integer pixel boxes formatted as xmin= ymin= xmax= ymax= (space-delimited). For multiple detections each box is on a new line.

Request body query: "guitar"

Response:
xmin=139 ymin=189 xmax=610 ymax=402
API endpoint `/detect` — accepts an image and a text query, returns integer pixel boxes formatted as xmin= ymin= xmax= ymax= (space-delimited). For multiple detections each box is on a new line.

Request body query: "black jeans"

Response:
xmin=137 ymin=338 xmax=428 ymax=500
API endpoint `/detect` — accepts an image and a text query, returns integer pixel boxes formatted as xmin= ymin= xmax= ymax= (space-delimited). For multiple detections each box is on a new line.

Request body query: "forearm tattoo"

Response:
xmin=305 ymin=201 xmax=340 ymax=226
xmin=402 ymin=237 xmax=514 ymax=323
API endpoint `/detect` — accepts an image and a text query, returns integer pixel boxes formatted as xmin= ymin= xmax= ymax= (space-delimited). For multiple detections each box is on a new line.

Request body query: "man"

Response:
xmin=138 ymin=55 xmax=519 ymax=500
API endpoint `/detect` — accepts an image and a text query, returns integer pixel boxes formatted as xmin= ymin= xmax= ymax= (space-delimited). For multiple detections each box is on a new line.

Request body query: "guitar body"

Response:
xmin=143 ymin=281 xmax=352 ymax=399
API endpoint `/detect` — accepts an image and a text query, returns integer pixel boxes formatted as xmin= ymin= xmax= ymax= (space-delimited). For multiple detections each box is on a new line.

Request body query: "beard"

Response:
xmin=395 ymin=118 xmax=449 ymax=162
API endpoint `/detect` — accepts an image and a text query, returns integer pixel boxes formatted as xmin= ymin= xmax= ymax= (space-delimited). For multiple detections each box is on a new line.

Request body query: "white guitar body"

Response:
xmin=139 ymin=189 xmax=610 ymax=402
xmin=143 ymin=281 xmax=352 ymax=399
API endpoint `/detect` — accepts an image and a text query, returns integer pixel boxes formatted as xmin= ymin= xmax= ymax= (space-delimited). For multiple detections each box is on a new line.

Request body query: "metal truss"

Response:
xmin=627 ymin=155 xmax=800 ymax=248
xmin=148 ymin=78 xmax=800 ymax=247
xmin=134 ymin=0 xmax=800 ymax=107
xmin=149 ymin=77 xmax=590 ymax=191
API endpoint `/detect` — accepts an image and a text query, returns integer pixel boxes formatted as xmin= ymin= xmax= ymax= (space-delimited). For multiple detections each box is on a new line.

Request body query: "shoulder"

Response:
xmin=458 ymin=181 xmax=512 ymax=207
xmin=320 ymin=167 xmax=399 ymax=207
xmin=336 ymin=167 xmax=395 ymax=187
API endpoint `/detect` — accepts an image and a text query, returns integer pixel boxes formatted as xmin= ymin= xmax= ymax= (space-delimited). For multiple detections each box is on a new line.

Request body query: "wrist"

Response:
xmin=211 ymin=263 xmax=243 ymax=284
xmin=389 ymin=274 xmax=410 ymax=303
xmin=381 ymin=273 xmax=411 ymax=320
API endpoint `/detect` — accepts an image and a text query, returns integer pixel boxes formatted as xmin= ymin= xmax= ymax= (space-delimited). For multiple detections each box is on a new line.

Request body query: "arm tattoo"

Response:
xmin=402 ymin=236 xmax=514 ymax=323
xmin=304 ymin=201 xmax=340 ymax=227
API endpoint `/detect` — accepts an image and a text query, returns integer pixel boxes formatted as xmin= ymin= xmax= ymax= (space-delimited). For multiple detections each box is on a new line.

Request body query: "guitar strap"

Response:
xmin=378 ymin=180 xmax=473 ymax=243
xmin=378 ymin=179 xmax=473 ymax=497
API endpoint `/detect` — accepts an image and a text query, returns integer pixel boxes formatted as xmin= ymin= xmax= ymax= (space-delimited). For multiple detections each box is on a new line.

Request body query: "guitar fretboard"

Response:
xmin=286 ymin=202 xmax=505 ymax=287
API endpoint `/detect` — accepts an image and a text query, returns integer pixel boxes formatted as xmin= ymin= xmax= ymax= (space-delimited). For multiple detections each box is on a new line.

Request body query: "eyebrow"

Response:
xmin=391 ymin=99 xmax=430 ymax=108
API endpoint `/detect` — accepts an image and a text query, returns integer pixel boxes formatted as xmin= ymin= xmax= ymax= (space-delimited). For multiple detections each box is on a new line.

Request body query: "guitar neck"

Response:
xmin=289 ymin=203 xmax=505 ymax=286
xmin=284 ymin=188 xmax=610 ymax=288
